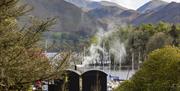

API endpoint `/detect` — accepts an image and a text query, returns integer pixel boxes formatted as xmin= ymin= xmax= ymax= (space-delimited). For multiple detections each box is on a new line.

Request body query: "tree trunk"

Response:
xmin=132 ymin=52 xmax=134 ymax=71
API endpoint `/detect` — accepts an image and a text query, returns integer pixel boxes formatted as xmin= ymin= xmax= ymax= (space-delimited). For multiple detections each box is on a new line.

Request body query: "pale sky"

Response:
xmin=90 ymin=0 xmax=180 ymax=10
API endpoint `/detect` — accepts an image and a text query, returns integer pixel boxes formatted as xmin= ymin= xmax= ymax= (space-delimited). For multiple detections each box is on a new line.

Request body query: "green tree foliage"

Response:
xmin=114 ymin=46 xmax=180 ymax=91
xmin=90 ymin=35 xmax=99 ymax=45
xmin=169 ymin=25 xmax=179 ymax=46
xmin=0 ymin=0 xmax=69 ymax=90
xmin=115 ymin=80 xmax=135 ymax=91
xmin=107 ymin=22 xmax=179 ymax=66
xmin=146 ymin=32 xmax=172 ymax=53
xmin=43 ymin=31 xmax=91 ymax=52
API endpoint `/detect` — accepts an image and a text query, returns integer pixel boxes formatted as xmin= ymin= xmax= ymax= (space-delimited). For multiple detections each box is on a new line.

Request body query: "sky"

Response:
xmin=90 ymin=0 xmax=180 ymax=10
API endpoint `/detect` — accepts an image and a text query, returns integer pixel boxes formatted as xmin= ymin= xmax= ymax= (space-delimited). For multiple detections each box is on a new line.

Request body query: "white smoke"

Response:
xmin=79 ymin=28 xmax=126 ymax=67
xmin=109 ymin=37 xmax=126 ymax=64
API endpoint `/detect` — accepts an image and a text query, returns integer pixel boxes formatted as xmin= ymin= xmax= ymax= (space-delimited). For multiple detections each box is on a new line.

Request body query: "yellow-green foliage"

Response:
xmin=114 ymin=80 xmax=135 ymax=91
xmin=90 ymin=35 xmax=99 ymax=45
xmin=115 ymin=46 xmax=180 ymax=91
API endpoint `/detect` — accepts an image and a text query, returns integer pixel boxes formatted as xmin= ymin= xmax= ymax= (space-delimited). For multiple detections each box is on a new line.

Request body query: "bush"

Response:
xmin=115 ymin=46 xmax=180 ymax=91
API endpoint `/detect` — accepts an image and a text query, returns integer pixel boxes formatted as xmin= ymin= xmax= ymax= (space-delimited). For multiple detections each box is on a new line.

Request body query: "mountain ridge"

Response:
xmin=132 ymin=2 xmax=180 ymax=25
xmin=24 ymin=0 xmax=98 ymax=35
xmin=65 ymin=0 xmax=127 ymax=10
xmin=23 ymin=0 xmax=180 ymax=32
xmin=137 ymin=0 xmax=168 ymax=13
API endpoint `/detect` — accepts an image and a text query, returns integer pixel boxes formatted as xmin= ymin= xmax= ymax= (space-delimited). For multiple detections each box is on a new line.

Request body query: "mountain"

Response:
xmin=87 ymin=6 xmax=126 ymax=18
xmin=132 ymin=2 xmax=180 ymax=25
xmin=87 ymin=1 xmax=125 ymax=10
xmin=24 ymin=0 xmax=97 ymax=34
xmin=65 ymin=0 xmax=124 ymax=10
xmin=87 ymin=5 xmax=139 ymax=30
xmin=117 ymin=10 xmax=140 ymax=23
xmin=19 ymin=0 xmax=180 ymax=52
xmin=99 ymin=1 xmax=122 ymax=7
xmin=23 ymin=0 xmax=180 ymax=32
xmin=137 ymin=0 xmax=168 ymax=14
xmin=23 ymin=0 xmax=137 ymax=33
xmin=65 ymin=0 xmax=88 ymax=8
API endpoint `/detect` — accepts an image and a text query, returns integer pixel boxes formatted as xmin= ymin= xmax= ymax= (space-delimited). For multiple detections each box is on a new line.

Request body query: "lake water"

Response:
xmin=78 ymin=66 xmax=136 ymax=80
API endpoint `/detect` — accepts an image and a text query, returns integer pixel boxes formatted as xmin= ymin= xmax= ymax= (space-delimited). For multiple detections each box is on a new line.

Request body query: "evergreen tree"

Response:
xmin=169 ymin=25 xmax=179 ymax=46
xmin=0 ymin=0 xmax=69 ymax=90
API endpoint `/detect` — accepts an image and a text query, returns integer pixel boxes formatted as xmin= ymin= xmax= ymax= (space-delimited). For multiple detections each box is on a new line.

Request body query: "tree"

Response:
xmin=114 ymin=80 xmax=135 ymax=91
xmin=146 ymin=32 xmax=171 ymax=53
xmin=169 ymin=25 xmax=179 ymax=46
xmin=114 ymin=46 xmax=180 ymax=91
xmin=0 ymin=0 xmax=69 ymax=90
xmin=123 ymin=23 xmax=177 ymax=66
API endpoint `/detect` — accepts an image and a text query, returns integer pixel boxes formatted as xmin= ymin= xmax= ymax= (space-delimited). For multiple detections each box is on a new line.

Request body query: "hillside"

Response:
xmin=87 ymin=5 xmax=139 ymax=30
xmin=65 ymin=0 xmax=88 ymax=8
xmin=65 ymin=0 xmax=125 ymax=10
xmin=132 ymin=2 xmax=180 ymax=25
xmin=24 ymin=0 xmax=97 ymax=34
xmin=137 ymin=0 xmax=168 ymax=13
